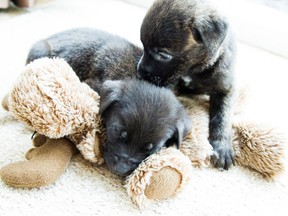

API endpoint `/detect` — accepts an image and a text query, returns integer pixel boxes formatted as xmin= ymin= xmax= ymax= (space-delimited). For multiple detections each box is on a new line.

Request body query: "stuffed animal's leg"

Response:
xmin=177 ymin=117 xmax=286 ymax=179
xmin=182 ymin=121 xmax=286 ymax=178
xmin=0 ymin=137 xmax=78 ymax=188
xmin=232 ymin=122 xmax=286 ymax=178
xmin=125 ymin=148 xmax=192 ymax=208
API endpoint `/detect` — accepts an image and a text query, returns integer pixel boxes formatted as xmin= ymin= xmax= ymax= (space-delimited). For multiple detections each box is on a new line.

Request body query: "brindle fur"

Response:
xmin=137 ymin=0 xmax=237 ymax=170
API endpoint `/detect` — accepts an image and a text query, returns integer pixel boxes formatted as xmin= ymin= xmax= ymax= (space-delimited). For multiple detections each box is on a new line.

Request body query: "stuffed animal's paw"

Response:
xmin=125 ymin=148 xmax=192 ymax=208
xmin=0 ymin=138 xmax=78 ymax=188
xmin=144 ymin=166 xmax=182 ymax=200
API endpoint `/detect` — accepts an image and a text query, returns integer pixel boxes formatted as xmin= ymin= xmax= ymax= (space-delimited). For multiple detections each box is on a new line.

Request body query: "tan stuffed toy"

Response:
xmin=0 ymin=58 xmax=286 ymax=209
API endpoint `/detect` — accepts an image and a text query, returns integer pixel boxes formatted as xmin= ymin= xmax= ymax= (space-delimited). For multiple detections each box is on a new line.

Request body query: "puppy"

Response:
xmin=137 ymin=0 xmax=237 ymax=170
xmin=26 ymin=28 xmax=142 ymax=92
xmin=99 ymin=79 xmax=191 ymax=176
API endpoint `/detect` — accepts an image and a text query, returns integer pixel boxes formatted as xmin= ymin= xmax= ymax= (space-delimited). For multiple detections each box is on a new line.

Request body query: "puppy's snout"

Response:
xmin=113 ymin=162 xmax=134 ymax=176
xmin=137 ymin=63 xmax=152 ymax=80
xmin=104 ymin=152 xmax=138 ymax=176
xmin=113 ymin=155 xmax=119 ymax=162
xmin=137 ymin=63 xmax=145 ymax=77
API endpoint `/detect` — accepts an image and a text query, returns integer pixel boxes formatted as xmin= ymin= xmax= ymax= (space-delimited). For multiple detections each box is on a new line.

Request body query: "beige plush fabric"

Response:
xmin=0 ymin=136 xmax=77 ymax=188
xmin=178 ymin=96 xmax=286 ymax=178
xmin=233 ymin=122 xmax=286 ymax=178
xmin=126 ymin=148 xmax=192 ymax=208
xmin=6 ymin=58 xmax=104 ymax=164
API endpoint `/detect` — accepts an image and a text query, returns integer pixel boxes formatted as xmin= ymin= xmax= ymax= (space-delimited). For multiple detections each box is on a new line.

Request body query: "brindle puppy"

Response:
xmin=137 ymin=0 xmax=237 ymax=170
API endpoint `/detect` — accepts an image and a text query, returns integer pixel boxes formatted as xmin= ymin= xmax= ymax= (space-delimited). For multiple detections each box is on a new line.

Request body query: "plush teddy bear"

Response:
xmin=0 ymin=58 xmax=286 ymax=208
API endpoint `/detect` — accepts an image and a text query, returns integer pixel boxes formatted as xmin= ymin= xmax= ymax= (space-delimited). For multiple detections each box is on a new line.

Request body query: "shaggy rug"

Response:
xmin=0 ymin=0 xmax=288 ymax=215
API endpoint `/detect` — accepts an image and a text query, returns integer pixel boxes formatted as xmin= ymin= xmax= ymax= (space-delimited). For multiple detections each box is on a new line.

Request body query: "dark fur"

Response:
xmin=27 ymin=28 xmax=142 ymax=92
xmin=100 ymin=79 xmax=191 ymax=176
xmin=137 ymin=0 xmax=237 ymax=170
xmin=26 ymin=28 xmax=191 ymax=176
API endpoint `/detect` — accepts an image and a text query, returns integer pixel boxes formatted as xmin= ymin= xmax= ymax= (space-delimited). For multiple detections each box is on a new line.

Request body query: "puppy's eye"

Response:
xmin=157 ymin=52 xmax=172 ymax=62
xmin=150 ymin=48 xmax=173 ymax=62
xmin=191 ymin=27 xmax=203 ymax=43
xmin=153 ymin=52 xmax=172 ymax=62
xmin=120 ymin=131 xmax=127 ymax=140
xmin=145 ymin=143 xmax=154 ymax=151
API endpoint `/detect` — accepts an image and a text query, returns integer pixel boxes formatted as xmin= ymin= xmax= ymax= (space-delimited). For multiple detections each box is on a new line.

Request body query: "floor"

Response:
xmin=249 ymin=0 xmax=288 ymax=14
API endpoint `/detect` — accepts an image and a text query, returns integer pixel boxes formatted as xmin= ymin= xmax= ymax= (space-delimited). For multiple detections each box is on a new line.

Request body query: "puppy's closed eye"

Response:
xmin=191 ymin=27 xmax=203 ymax=43
xmin=114 ymin=128 xmax=128 ymax=143
xmin=145 ymin=143 xmax=154 ymax=151
xmin=120 ymin=131 xmax=128 ymax=141
xmin=142 ymin=143 xmax=156 ymax=157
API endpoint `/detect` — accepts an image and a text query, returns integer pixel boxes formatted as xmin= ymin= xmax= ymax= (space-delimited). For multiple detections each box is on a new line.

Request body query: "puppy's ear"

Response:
xmin=99 ymin=80 xmax=123 ymax=114
xmin=191 ymin=13 xmax=228 ymax=55
xmin=174 ymin=119 xmax=192 ymax=149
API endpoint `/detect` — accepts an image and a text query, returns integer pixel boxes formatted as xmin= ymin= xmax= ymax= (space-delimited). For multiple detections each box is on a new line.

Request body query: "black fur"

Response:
xmin=27 ymin=28 xmax=142 ymax=92
xmin=137 ymin=0 xmax=237 ymax=170
xmin=100 ymin=79 xmax=191 ymax=176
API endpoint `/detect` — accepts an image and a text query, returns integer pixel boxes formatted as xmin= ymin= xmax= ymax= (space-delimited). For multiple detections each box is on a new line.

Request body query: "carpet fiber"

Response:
xmin=0 ymin=0 xmax=288 ymax=215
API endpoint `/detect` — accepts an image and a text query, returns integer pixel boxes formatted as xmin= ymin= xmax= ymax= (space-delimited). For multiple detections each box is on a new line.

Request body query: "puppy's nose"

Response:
xmin=137 ymin=64 xmax=152 ymax=80
xmin=113 ymin=163 xmax=134 ymax=176
xmin=136 ymin=64 xmax=146 ymax=80
xmin=113 ymin=155 xmax=119 ymax=162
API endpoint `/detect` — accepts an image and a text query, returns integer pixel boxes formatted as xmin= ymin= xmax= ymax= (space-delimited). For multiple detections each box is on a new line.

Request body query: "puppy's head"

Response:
xmin=137 ymin=0 xmax=229 ymax=86
xmin=99 ymin=79 xmax=191 ymax=176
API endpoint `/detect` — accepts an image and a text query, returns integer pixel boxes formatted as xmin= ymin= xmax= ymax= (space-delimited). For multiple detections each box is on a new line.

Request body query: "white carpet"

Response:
xmin=0 ymin=0 xmax=288 ymax=215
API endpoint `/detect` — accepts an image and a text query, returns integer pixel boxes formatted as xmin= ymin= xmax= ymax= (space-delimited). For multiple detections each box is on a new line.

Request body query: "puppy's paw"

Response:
xmin=210 ymin=141 xmax=235 ymax=170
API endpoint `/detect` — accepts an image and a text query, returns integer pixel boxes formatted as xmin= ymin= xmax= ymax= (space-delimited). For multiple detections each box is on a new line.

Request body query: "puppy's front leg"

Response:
xmin=209 ymin=92 xmax=235 ymax=170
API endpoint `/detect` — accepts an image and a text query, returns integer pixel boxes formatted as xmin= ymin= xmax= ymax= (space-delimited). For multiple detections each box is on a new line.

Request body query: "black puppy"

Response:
xmin=26 ymin=28 xmax=191 ymax=176
xmin=27 ymin=28 xmax=142 ymax=92
xmin=100 ymin=79 xmax=191 ymax=176
xmin=137 ymin=0 xmax=237 ymax=170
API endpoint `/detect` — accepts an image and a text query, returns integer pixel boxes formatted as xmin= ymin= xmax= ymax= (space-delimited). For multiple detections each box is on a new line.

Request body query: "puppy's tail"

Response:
xmin=26 ymin=40 xmax=52 ymax=64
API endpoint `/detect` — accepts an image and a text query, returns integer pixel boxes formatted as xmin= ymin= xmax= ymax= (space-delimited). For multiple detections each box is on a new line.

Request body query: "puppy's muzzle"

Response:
xmin=137 ymin=64 xmax=164 ymax=86
xmin=103 ymin=151 xmax=140 ymax=176
xmin=136 ymin=62 xmax=149 ymax=79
